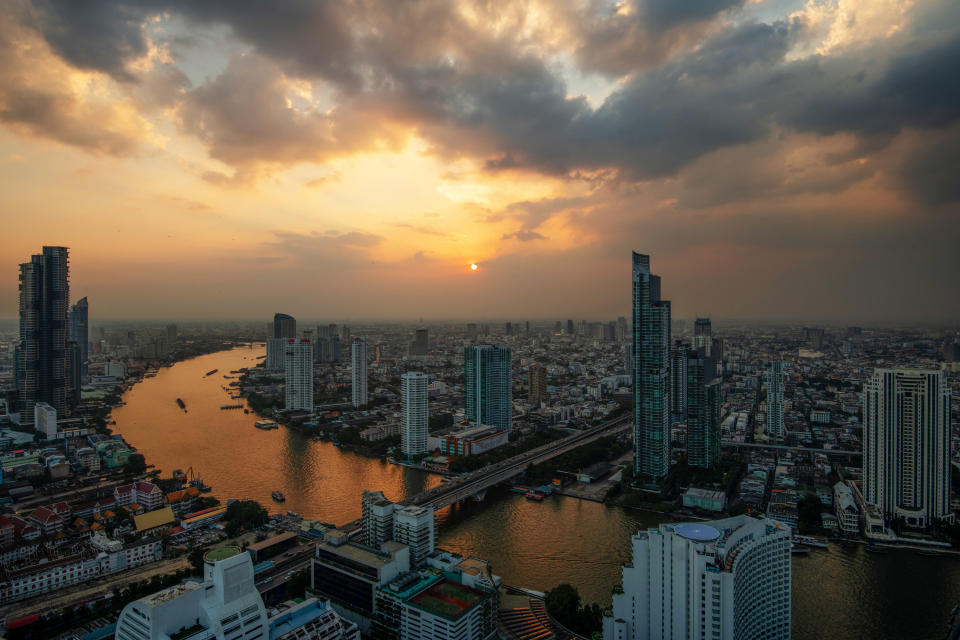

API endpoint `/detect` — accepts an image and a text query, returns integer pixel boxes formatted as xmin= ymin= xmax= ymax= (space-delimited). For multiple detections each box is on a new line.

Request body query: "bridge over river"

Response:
xmin=401 ymin=414 xmax=632 ymax=510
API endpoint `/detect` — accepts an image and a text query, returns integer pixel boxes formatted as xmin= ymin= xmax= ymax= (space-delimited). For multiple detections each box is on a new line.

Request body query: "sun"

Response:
xmin=470 ymin=263 xmax=479 ymax=271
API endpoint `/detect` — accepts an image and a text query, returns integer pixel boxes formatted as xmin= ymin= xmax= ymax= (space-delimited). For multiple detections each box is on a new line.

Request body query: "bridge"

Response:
xmin=403 ymin=415 xmax=632 ymax=510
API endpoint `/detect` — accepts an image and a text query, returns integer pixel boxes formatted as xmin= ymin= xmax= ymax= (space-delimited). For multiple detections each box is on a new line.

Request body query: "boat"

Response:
xmin=793 ymin=535 xmax=829 ymax=549
xmin=255 ymin=420 xmax=279 ymax=430
xmin=244 ymin=409 xmax=250 ymax=414
xmin=176 ymin=398 xmax=186 ymax=410
xmin=205 ymin=369 xmax=219 ymax=376
xmin=272 ymin=491 xmax=286 ymax=502
xmin=172 ymin=469 xmax=186 ymax=482
xmin=525 ymin=492 xmax=544 ymax=502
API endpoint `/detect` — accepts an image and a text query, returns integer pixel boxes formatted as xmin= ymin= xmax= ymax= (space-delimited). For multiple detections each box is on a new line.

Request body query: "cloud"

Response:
xmin=502 ymin=229 xmax=547 ymax=241
xmin=261 ymin=230 xmax=385 ymax=267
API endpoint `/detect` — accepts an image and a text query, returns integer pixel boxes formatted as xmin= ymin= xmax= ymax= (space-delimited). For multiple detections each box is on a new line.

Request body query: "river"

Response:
xmin=111 ymin=346 xmax=960 ymax=639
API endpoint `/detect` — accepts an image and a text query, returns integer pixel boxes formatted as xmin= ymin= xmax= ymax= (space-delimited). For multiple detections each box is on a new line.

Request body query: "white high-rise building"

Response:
xmin=362 ymin=490 xmax=395 ymax=548
xmin=604 ymin=515 xmax=791 ymax=640
xmin=115 ymin=546 xmax=357 ymax=640
xmin=401 ymin=372 xmax=428 ymax=457
xmin=34 ymin=402 xmax=57 ymax=440
xmin=863 ymin=369 xmax=954 ymax=529
xmin=765 ymin=361 xmax=785 ymax=442
xmin=284 ymin=339 xmax=313 ymax=412
xmin=351 ymin=337 xmax=368 ymax=408
xmin=393 ymin=505 xmax=435 ymax=568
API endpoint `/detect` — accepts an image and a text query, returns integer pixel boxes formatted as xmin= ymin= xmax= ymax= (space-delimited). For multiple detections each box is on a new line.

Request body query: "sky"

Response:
xmin=1 ymin=0 xmax=958 ymax=322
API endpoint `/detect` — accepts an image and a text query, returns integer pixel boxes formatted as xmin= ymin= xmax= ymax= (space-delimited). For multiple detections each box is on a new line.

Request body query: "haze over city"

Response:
xmin=2 ymin=0 xmax=959 ymax=322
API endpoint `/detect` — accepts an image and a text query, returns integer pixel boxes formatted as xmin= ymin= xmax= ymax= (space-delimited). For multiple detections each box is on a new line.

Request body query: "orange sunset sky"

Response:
xmin=1 ymin=0 xmax=958 ymax=321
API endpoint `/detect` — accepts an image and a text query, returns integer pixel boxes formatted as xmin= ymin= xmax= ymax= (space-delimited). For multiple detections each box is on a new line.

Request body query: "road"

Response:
xmin=720 ymin=441 xmax=862 ymax=456
xmin=406 ymin=414 xmax=631 ymax=509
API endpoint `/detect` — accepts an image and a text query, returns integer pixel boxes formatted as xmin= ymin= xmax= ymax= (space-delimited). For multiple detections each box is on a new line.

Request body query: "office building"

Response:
xmin=351 ymin=337 xmax=368 ymax=408
xmin=274 ymin=313 xmax=297 ymax=339
xmin=631 ymin=252 xmax=671 ymax=480
xmin=524 ymin=320 xmax=530 ymax=337
xmin=669 ymin=340 xmax=688 ymax=418
xmin=166 ymin=323 xmax=177 ymax=343
xmin=312 ymin=535 xmax=409 ymax=616
xmin=693 ymin=317 xmax=711 ymax=353
xmin=68 ymin=340 xmax=82 ymax=410
xmin=566 ymin=319 xmax=574 ymax=335
xmin=362 ymin=491 xmax=396 ymax=548
xmin=115 ymin=546 xmax=358 ymax=640
xmin=265 ymin=337 xmax=286 ymax=370
xmin=617 ymin=316 xmax=628 ymax=342
xmin=401 ymin=372 xmax=429 ymax=457
xmin=17 ymin=246 xmax=70 ymax=425
xmin=686 ymin=348 xmax=721 ymax=469
xmin=604 ymin=515 xmax=791 ymax=640
xmin=34 ymin=402 xmax=57 ymax=440
xmin=505 ymin=322 xmax=513 ymax=336
xmin=466 ymin=323 xmax=478 ymax=341
xmin=409 ymin=328 xmax=429 ymax=358
xmin=711 ymin=337 xmax=725 ymax=377
xmin=863 ymin=369 xmax=954 ymax=529
xmin=464 ymin=345 xmax=512 ymax=433
xmin=68 ymin=296 xmax=88 ymax=373
xmin=766 ymin=362 xmax=785 ymax=442
xmin=392 ymin=505 xmax=435 ymax=568
xmin=528 ymin=364 xmax=547 ymax=407
xmin=284 ymin=339 xmax=314 ymax=412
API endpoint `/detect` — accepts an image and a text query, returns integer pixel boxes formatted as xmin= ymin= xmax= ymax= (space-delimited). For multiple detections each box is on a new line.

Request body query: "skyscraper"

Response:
xmin=686 ymin=348 xmax=721 ymax=469
xmin=863 ymin=369 xmax=954 ymax=529
xmin=693 ymin=317 xmax=712 ymax=353
xmin=409 ymin=328 xmax=429 ymax=358
xmin=284 ymin=339 xmax=313 ymax=412
xmin=273 ymin=313 xmax=297 ymax=339
xmin=528 ymin=364 xmax=547 ymax=407
xmin=362 ymin=490 xmax=395 ymax=548
xmin=604 ymin=515 xmax=792 ymax=640
xmin=17 ymin=246 xmax=70 ymax=425
xmin=504 ymin=321 xmax=513 ymax=336
xmin=766 ymin=361 xmax=785 ymax=442
xmin=401 ymin=372 xmax=429 ymax=457
xmin=351 ymin=337 xmax=368 ymax=408
xmin=617 ymin=316 xmax=628 ymax=342
xmin=464 ymin=345 xmax=512 ymax=432
xmin=68 ymin=296 xmax=88 ymax=373
xmin=670 ymin=340 xmax=688 ymax=418
xmin=632 ymin=252 xmax=671 ymax=480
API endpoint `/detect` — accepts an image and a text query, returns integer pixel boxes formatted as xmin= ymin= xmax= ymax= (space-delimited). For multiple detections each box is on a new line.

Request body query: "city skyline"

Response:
xmin=2 ymin=1 xmax=960 ymax=323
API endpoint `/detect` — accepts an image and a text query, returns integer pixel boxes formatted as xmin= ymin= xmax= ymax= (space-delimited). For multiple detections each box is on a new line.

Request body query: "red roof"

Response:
xmin=135 ymin=481 xmax=159 ymax=493
xmin=29 ymin=506 xmax=62 ymax=524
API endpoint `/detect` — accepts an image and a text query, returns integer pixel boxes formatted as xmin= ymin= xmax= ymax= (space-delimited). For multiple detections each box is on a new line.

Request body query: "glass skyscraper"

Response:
xmin=18 ymin=246 xmax=70 ymax=425
xmin=766 ymin=361 xmax=785 ymax=441
xmin=68 ymin=296 xmax=88 ymax=374
xmin=632 ymin=252 xmax=671 ymax=480
xmin=464 ymin=344 xmax=512 ymax=433
xmin=686 ymin=348 xmax=721 ymax=469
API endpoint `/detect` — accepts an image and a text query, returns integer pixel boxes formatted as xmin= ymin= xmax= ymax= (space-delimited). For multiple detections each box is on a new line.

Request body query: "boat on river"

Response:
xmin=205 ymin=369 xmax=219 ymax=376
xmin=255 ymin=420 xmax=279 ymax=430
xmin=272 ymin=491 xmax=286 ymax=502
xmin=176 ymin=398 xmax=186 ymax=410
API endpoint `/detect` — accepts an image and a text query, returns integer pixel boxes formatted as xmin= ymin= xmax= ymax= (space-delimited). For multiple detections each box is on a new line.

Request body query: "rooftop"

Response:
xmin=409 ymin=579 xmax=487 ymax=620
xmin=144 ymin=580 xmax=200 ymax=606
xmin=673 ymin=523 xmax=721 ymax=542
xmin=205 ymin=546 xmax=241 ymax=562
xmin=268 ymin=599 xmax=329 ymax=638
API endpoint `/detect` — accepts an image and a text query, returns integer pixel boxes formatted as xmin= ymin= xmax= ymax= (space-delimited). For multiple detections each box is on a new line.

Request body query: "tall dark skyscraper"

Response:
xmin=18 ymin=246 xmax=70 ymax=425
xmin=69 ymin=296 xmax=88 ymax=374
xmin=528 ymin=363 xmax=547 ymax=407
xmin=693 ymin=317 xmax=712 ymax=353
xmin=273 ymin=313 xmax=296 ymax=339
xmin=686 ymin=348 xmax=721 ymax=468
xmin=632 ymin=252 xmax=671 ymax=480
xmin=670 ymin=340 xmax=688 ymax=417
xmin=465 ymin=344 xmax=512 ymax=432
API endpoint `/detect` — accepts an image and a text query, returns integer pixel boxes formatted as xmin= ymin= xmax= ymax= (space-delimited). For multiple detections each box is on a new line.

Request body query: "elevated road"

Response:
xmin=721 ymin=441 xmax=862 ymax=457
xmin=404 ymin=415 xmax=631 ymax=510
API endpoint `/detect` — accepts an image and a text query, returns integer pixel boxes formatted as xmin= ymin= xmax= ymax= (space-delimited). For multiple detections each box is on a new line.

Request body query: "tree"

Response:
xmin=224 ymin=500 xmax=268 ymax=536
xmin=124 ymin=453 xmax=147 ymax=475
xmin=188 ymin=546 xmax=207 ymax=574
xmin=545 ymin=584 xmax=581 ymax=628
xmin=285 ymin=569 xmax=310 ymax=599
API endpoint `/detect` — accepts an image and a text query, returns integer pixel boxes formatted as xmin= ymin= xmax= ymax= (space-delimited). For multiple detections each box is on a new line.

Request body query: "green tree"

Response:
xmin=188 ymin=546 xmax=207 ymax=574
xmin=285 ymin=568 xmax=310 ymax=599
xmin=124 ymin=453 xmax=147 ymax=475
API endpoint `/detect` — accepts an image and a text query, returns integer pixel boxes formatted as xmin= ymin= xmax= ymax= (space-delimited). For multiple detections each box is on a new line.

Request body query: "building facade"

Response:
xmin=632 ymin=252 xmax=671 ymax=479
xmin=17 ymin=246 xmax=70 ymax=425
xmin=69 ymin=296 xmax=89 ymax=374
xmin=686 ymin=348 xmax=721 ymax=469
xmin=528 ymin=364 xmax=547 ymax=407
xmin=351 ymin=337 xmax=368 ymax=408
xmin=401 ymin=372 xmax=429 ymax=457
xmin=604 ymin=515 xmax=791 ymax=640
xmin=284 ymin=339 xmax=314 ymax=412
xmin=670 ymin=340 xmax=688 ymax=418
xmin=464 ymin=345 xmax=512 ymax=433
xmin=765 ymin=361 xmax=785 ymax=442
xmin=862 ymin=368 xmax=953 ymax=529
xmin=392 ymin=505 xmax=435 ymax=569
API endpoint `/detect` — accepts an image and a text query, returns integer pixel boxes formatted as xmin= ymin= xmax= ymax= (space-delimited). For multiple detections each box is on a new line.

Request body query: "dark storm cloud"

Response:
xmin=11 ymin=0 xmax=960 ymax=209
xmin=898 ymin=126 xmax=960 ymax=206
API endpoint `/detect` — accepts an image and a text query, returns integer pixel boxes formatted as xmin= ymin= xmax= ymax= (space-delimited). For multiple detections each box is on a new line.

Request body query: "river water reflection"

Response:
xmin=112 ymin=347 xmax=960 ymax=639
